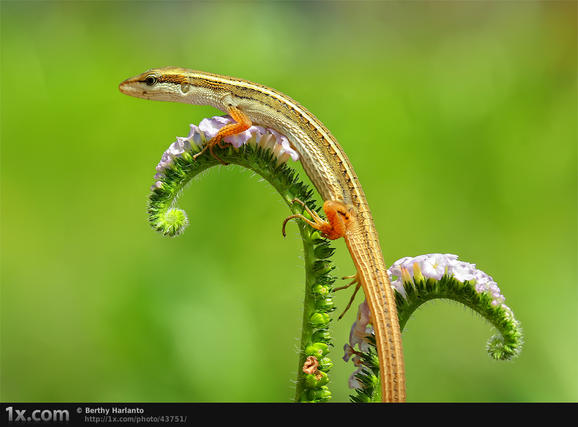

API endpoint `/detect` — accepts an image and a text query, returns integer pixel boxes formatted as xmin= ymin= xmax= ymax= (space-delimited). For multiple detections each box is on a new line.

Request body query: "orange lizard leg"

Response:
xmin=282 ymin=198 xmax=329 ymax=237
xmin=334 ymin=274 xmax=358 ymax=291
xmin=334 ymin=274 xmax=362 ymax=319
xmin=193 ymin=105 xmax=253 ymax=165
xmin=282 ymin=198 xmax=353 ymax=240
xmin=282 ymin=198 xmax=326 ymax=236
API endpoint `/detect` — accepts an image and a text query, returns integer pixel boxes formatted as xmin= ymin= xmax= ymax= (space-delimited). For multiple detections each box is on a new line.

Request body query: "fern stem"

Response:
xmin=148 ymin=139 xmax=336 ymax=402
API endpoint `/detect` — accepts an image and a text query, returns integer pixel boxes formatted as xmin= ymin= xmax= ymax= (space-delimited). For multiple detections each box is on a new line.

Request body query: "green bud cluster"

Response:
xmin=293 ymin=209 xmax=337 ymax=403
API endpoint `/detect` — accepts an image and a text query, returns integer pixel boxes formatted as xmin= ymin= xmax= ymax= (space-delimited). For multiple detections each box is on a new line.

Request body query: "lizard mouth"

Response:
xmin=118 ymin=78 xmax=137 ymax=96
xmin=118 ymin=75 xmax=160 ymax=101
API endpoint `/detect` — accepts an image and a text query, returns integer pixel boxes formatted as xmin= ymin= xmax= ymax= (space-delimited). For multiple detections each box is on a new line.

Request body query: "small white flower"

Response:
xmin=388 ymin=256 xmax=413 ymax=278
xmin=156 ymin=151 xmax=174 ymax=172
xmin=389 ymin=277 xmax=405 ymax=297
xmin=198 ymin=116 xmax=227 ymax=139
xmin=418 ymin=253 xmax=447 ymax=280
xmin=449 ymin=260 xmax=477 ymax=282
xmin=186 ymin=124 xmax=204 ymax=147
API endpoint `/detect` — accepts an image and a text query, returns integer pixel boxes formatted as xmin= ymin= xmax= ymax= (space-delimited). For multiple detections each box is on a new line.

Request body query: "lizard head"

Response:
xmin=119 ymin=67 xmax=195 ymax=102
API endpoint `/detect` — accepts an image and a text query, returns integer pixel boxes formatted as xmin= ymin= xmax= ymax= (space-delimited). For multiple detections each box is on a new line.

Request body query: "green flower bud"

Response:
xmin=314 ymin=245 xmax=335 ymax=259
xmin=310 ymin=231 xmax=326 ymax=244
xmin=318 ymin=357 xmax=334 ymax=372
xmin=311 ymin=284 xmax=330 ymax=297
xmin=316 ymin=297 xmax=335 ymax=311
xmin=307 ymin=386 xmax=331 ymax=402
xmin=312 ymin=260 xmax=332 ymax=274
xmin=309 ymin=312 xmax=330 ymax=328
xmin=304 ymin=370 xmax=329 ymax=388
xmin=157 ymin=207 xmax=189 ymax=237
xmin=311 ymin=329 xmax=332 ymax=343
xmin=305 ymin=342 xmax=329 ymax=358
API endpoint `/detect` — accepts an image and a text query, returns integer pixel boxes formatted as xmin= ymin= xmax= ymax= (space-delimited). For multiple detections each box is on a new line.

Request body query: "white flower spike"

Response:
xmin=153 ymin=115 xmax=299 ymax=188
xmin=344 ymin=253 xmax=521 ymax=390
xmin=388 ymin=253 xmax=505 ymax=306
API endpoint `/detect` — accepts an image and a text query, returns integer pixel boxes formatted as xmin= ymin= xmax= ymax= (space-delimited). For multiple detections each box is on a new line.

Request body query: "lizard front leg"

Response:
xmin=193 ymin=105 xmax=252 ymax=165
xmin=282 ymin=198 xmax=353 ymax=240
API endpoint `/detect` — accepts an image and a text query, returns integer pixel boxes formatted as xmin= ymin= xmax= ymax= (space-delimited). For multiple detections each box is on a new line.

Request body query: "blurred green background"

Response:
xmin=1 ymin=1 xmax=576 ymax=402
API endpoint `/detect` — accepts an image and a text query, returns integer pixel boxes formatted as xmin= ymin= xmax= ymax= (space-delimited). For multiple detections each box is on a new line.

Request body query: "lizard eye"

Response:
xmin=144 ymin=75 xmax=157 ymax=86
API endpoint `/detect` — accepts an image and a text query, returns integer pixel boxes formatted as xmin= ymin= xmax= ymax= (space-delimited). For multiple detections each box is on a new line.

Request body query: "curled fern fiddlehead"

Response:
xmin=346 ymin=254 xmax=524 ymax=402
xmin=147 ymin=118 xmax=337 ymax=402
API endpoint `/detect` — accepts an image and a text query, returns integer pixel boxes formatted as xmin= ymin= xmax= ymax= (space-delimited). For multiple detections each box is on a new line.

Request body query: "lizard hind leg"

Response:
xmin=334 ymin=274 xmax=362 ymax=320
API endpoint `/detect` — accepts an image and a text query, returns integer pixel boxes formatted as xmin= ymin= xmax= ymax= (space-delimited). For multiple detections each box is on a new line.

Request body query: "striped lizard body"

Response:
xmin=119 ymin=67 xmax=406 ymax=402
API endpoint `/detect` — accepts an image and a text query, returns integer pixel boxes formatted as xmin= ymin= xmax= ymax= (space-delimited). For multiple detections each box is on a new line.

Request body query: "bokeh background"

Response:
xmin=1 ymin=1 xmax=576 ymax=402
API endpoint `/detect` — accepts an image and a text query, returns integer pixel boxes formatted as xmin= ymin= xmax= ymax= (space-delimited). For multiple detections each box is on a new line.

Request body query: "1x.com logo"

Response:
xmin=5 ymin=406 xmax=70 ymax=422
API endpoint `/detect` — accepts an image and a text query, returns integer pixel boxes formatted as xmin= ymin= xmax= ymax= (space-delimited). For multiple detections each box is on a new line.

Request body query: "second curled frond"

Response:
xmin=390 ymin=254 xmax=524 ymax=361
xmin=346 ymin=253 xmax=523 ymax=402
